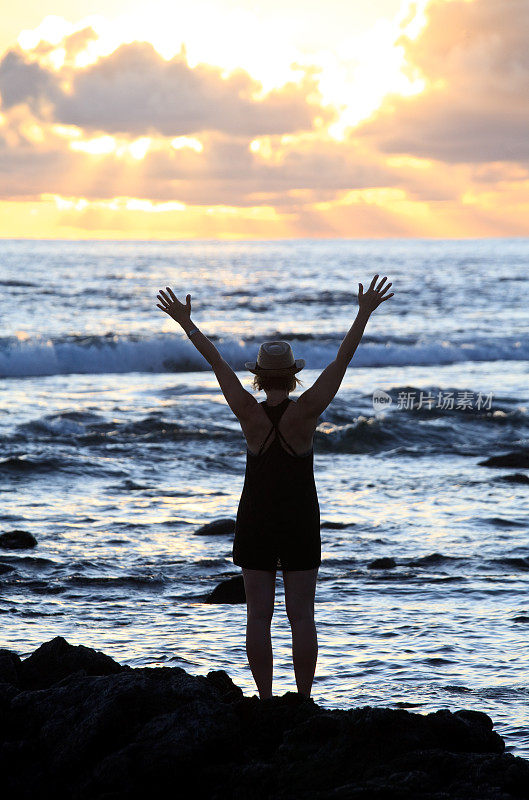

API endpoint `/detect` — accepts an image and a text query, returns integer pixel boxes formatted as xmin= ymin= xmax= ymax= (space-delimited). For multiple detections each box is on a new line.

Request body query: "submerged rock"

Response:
xmin=0 ymin=530 xmax=38 ymax=549
xmin=478 ymin=450 xmax=529 ymax=468
xmin=498 ymin=473 xmax=529 ymax=484
xmin=0 ymin=637 xmax=528 ymax=800
xmin=320 ymin=520 xmax=356 ymax=529
xmin=368 ymin=557 xmax=397 ymax=570
xmin=205 ymin=575 xmax=246 ymax=604
xmin=194 ymin=518 xmax=236 ymax=536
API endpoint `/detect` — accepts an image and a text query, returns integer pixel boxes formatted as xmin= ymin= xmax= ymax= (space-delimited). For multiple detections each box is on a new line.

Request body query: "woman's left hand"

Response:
xmin=156 ymin=287 xmax=192 ymax=326
xmin=358 ymin=275 xmax=393 ymax=315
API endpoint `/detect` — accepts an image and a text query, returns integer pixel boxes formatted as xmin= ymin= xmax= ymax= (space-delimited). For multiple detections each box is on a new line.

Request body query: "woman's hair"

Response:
xmin=251 ymin=372 xmax=303 ymax=393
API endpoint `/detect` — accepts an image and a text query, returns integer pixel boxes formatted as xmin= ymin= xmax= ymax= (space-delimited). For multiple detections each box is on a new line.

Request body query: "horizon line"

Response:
xmin=1 ymin=235 xmax=529 ymax=243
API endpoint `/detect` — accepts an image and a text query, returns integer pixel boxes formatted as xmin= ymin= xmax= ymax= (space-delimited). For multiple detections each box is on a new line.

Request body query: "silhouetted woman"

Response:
xmin=156 ymin=274 xmax=393 ymax=699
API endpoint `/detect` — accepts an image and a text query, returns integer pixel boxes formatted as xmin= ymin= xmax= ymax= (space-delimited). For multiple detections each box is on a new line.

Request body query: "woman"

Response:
xmin=156 ymin=274 xmax=394 ymax=700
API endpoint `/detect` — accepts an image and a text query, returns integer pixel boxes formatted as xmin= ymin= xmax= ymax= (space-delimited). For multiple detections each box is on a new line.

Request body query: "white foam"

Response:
xmin=0 ymin=334 xmax=527 ymax=378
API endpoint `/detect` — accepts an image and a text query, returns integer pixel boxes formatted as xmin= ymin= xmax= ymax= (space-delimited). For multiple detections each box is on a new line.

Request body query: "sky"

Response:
xmin=0 ymin=0 xmax=527 ymax=239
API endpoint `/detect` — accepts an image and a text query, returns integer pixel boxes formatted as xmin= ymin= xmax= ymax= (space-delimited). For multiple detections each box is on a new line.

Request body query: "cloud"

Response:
xmin=140 ymin=135 xmax=402 ymax=206
xmin=0 ymin=37 xmax=332 ymax=137
xmin=0 ymin=50 xmax=59 ymax=113
xmin=0 ymin=107 xmax=400 ymax=206
xmin=61 ymin=26 xmax=100 ymax=59
xmin=1 ymin=8 xmax=529 ymax=238
xmin=356 ymin=0 xmax=529 ymax=163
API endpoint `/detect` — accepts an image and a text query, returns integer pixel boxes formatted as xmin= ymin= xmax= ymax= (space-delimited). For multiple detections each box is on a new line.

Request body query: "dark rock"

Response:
xmin=1 ymin=636 xmax=528 ymax=800
xmin=206 ymin=669 xmax=244 ymax=703
xmin=19 ymin=635 xmax=125 ymax=690
xmin=478 ymin=450 xmax=529 ymax=468
xmin=0 ymin=530 xmax=38 ymax=549
xmin=368 ymin=557 xmax=397 ymax=570
xmin=205 ymin=575 xmax=246 ymax=604
xmin=406 ymin=552 xmax=449 ymax=567
xmin=512 ymin=615 xmax=529 ymax=623
xmin=0 ymin=562 xmax=15 ymax=574
xmin=498 ymin=472 xmax=529 ymax=484
xmin=0 ymin=649 xmax=22 ymax=686
xmin=320 ymin=520 xmax=355 ymax=529
xmin=194 ymin=517 xmax=236 ymax=535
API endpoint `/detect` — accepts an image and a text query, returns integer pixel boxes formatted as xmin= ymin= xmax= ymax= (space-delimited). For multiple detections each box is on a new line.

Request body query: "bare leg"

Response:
xmin=283 ymin=567 xmax=319 ymax=697
xmin=241 ymin=568 xmax=276 ymax=699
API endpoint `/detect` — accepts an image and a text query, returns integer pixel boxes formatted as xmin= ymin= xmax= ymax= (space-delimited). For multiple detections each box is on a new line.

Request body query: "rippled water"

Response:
xmin=1 ymin=239 xmax=528 ymax=756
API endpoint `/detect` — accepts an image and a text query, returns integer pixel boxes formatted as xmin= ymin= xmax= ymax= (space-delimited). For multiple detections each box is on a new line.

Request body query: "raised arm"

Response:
xmin=296 ymin=275 xmax=394 ymax=420
xmin=156 ymin=287 xmax=257 ymax=421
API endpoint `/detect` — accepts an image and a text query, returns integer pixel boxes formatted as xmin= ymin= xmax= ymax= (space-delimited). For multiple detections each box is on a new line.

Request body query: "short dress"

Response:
xmin=232 ymin=398 xmax=321 ymax=571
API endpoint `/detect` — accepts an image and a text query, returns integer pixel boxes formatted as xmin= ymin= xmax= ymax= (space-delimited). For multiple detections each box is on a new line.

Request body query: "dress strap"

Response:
xmin=257 ymin=398 xmax=298 ymax=456
xmin=256 ymin=422 xmax=299 ymax=457
xmin=275 ymin=427 xmax=298 ymax=456
xmin=257 ymin=424 xmax=275 ymax=456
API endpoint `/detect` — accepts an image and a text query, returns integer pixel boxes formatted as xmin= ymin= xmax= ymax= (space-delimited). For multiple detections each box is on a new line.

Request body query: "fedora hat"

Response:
xmin=245 ymin=341 xmax=305 ymax=376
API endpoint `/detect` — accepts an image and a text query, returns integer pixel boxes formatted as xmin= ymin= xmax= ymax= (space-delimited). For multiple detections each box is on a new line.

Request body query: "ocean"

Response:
xmin=1 ymin=238 xmax=528 ymax=756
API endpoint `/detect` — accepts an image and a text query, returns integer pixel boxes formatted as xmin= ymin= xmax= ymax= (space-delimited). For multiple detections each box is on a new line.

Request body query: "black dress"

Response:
xmin=232 ymin=398 xmax=321 ymax=571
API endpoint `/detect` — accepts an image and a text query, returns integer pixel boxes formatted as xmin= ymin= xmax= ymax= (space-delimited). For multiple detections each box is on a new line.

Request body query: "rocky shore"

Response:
xmin=1 ymin=637 xmax=528 ymax=799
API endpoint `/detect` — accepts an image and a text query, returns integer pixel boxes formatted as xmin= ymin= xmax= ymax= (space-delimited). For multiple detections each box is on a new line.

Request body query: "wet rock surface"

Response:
xmin=368 ymin=557 xmax=397 ymax=570
xmin=0 ymin=637 xmax=528 ymax=800
xmin=478 ymin=451 xmax=529 ymax=468
xmin=0 ymin=530 xmax=38 ymax=549
xmin=205 ymin=575 xmax=246 ymax=603
xmin=194 ymin=518 xmax=236 ymax=536
xmin=498 ymin=473 xmax=529 ymax=484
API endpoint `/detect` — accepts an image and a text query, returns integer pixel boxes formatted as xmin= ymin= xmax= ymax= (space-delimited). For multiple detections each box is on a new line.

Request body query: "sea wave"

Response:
xmin=1 ymin=331 xmax=528 ymax=378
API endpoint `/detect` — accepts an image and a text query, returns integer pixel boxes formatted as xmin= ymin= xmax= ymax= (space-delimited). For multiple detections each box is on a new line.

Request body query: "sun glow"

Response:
xmin=70 ymin=135 xmax=117 ymax=155
xmin=16 ymin=3 xmax=428 ymax=135
xmin=323 ymin=7 xmax=428 ymax=137
xmin=171 ymin=137 xmax=204 ymax=153
xmin=129 ymin=138 xmax=151 ymax=160
xmin=69 ymin=135 xmax=154 ymax=159
xmin=52 ymin=124 xmax=82 ymax=139
xmin=4 ymin=0 xmax=524 ymax=239
xmin=17 ymin=15 xmax=70 ymax=49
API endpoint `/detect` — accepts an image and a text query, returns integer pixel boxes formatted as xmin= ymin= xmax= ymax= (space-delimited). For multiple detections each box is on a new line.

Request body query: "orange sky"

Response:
xmin=0 ymin=0 xmax=528 ymax=239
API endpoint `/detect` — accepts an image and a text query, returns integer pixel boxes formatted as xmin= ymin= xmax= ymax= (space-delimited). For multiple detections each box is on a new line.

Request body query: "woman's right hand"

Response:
xmin=358 ymin=275 xmax=393 ymax=315
xmin=156 ymin=286 xmax=192 ymax=326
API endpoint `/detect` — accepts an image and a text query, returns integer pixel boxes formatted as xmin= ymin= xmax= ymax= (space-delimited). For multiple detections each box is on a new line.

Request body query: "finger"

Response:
xmin=375 ymin=276 xmax=388 ymax=292
xmin=156 ymin=304 xmax=171 ymax=314
xmin=369 ymin=274 xmax=379 ymax=291
xmin=158 ymin=290 xmax=172 ymax=304
xmin=379 ymin=282 xmax=392 ymax=295
xmin=379 ymin=293 xmax=394 ymax=303
xmin=166 ymin=287 xmax=177 ymax=302
xmin=156 ymin=294 xmax=169 ymax=307
xmin=358 ymin=283 xmax=363 ymax=297
xmin=186 ymin=293 xmax=191 ymax=308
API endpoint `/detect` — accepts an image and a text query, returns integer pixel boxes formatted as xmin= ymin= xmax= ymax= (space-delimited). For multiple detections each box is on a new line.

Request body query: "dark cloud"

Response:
xmin=0 ymin=50 xmax=59 ymax=114
xmin=356 ymin=0 xmax=529 ymax=163
xmin=0 ymin=39 xmax=332 ymax=137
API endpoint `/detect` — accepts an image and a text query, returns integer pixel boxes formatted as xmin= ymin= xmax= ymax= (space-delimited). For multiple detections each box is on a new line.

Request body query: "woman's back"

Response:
xmin=241 ymin=397 xmax=318 ymax=457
